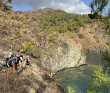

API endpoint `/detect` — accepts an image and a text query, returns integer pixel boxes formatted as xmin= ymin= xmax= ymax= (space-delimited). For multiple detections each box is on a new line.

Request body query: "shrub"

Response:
xmin=11 ymin=16 xmax=15 ymax=20
xmin=23 ymin=21 xmax=28 ymax=24
xmin=67 ymin=86 xmax=75 ymax=93
xmin=73 ymin=26 xmax=79 ymax=33
xmin=87 ymin=66 xmax=110 ymax=93
xmin=93 ymin=35 xmax=101 ymax=43
xmin=3 ymin=16 xmax=7 ymax=19
xmin=78 ymin=33 xmax=85 ymax=38
xmin=46 ymin=27 xmax=55 ymax=34
xmin=93 ymin=35 xmax=98 ymax=39
xmin=68 ymin=34 xmax=74 ymax=39
xmin=21 ymin=42 xmax=36 ymax=55
xmin=96 ymin=39 xmax=101 ymax=43
xmin=67 ymin=21 xmax=74 ymax=31
xmin=49 ymin=35 xmax=56 ymax=43
xmin=55 ymin=25 xmax=67 ymax=33
xmin=0 ymin=5 xmax=12 ymax=11
xmin=107 ymin=42 xmax=110 ymax=45
xmin=22 ymin=29 xmax=27 ymax=33
xmin=1 ymin=25 xmax=6 ymax=29
xmin=40 ymin=12 xmax=92 ymax=34
xmin=89 ymin=31 xmax=95 ymax=34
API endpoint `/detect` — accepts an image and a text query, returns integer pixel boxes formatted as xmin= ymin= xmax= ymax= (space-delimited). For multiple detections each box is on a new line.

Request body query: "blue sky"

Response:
xmin=10 ymin=0 xmax=109 ymax=14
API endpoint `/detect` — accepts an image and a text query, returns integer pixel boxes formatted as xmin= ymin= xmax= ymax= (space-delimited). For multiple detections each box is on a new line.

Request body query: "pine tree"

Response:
xmin=87 ymin=66 xmax=110 ymax=93
xmin=0 ymin=0 xmax=12 ymax=11
xmin=89 ymin=0 xmax=109 ymax=19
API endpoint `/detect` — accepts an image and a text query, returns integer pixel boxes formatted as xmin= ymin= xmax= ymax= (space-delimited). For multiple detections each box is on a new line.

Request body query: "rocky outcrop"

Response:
xmin=21 ymin=64 xmax=65 ymax=93
xmin=0 ymin=63 xmax=65 ymax=93
xmin=40 ymin=39 xmax=86 ymax=73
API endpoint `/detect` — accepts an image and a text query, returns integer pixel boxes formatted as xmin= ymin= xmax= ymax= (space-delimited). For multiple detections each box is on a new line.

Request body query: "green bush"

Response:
xmin=49 ymin=35 xmax=56 ymax=43
xmin=22 ymin=29 xmax=27 ymax=33
xmin=74 ymin=26 xmax=79 ymax=33
xmin=40 ymin=12 xmax=93 ymax=34
xmin=93 ymin=35 xmax=101 ymax=43
xmin=87 ymin=66 xmax=110 ymax=93
xmin=11 ymin=16 xmax=15 ymax=20
xmin=78 ymin=33 xmax=85 ymax=38
xmin=56 ymin=25 xmax=67 ymax=33
xmin=89 ymin=31 xmax=95 ymax=34
xmin=96 ymin=39 xmax=101 ymax=43
xmin=3 ymin=16 xmax=7 ymax=19
xmin=68 ymin=34 xmax=74 ymax=39
xmin=46 ymin=27 xmax=55 ymax=34
xmin=21 ymin=42 xmax=36 ymax=55
xmin=0 ymin=5 xmax=12 ymax=11
xmin=67 ymin=86 xmax=75 ymax=93
xmin=107 ymin=42 xmax=110 ymax=45
xmin=1 ymin=25 xmax=6 ymax=29
xmin=93 ymin=35 xmax=98 ymax=39
xmin=67 ymin=20 xmax=74 ymax=31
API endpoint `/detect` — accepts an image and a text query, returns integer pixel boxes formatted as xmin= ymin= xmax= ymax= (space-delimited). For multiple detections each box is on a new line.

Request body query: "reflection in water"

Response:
xmin=54 ymin=53 xmax=104 ymax=93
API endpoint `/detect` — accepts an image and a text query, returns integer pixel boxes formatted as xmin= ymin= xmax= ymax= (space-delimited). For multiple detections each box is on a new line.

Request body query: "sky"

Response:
xmin=10 ymin=0 xmax=110 ymax=14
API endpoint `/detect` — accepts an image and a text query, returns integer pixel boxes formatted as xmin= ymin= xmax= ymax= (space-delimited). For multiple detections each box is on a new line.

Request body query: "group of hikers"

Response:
xmin=5 ymin=52 xmax=31 ymax=71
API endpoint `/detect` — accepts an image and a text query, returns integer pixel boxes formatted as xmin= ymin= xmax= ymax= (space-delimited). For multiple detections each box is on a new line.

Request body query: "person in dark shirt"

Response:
xmin=13 ymin=53 xmax=20 ymax=70
xmin=5 ymin=52 xmax=14 ymax=72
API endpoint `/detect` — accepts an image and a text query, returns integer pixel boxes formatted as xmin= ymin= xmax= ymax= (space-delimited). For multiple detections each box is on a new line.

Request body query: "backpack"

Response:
xmin=13 ymin=57 xmax=18 ymax=64
xmin=26 ymin=58 xmax=30 ymax=65
xmin=5 ymin=57 xmax=10 ymax=68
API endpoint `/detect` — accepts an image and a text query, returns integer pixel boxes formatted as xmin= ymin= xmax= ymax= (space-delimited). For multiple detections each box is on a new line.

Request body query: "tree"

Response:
xmin=89 ymin=0 xmax=109 ymax=19
xmin=0 ymin=0 xmax=12 ymax=10
xmin=87 ymin=66 xmax=110 ymax=93
xmin=102 ymin=50 xmax=110 ymax=73
xmin=107 ymin=8 xmax=110 ymax=17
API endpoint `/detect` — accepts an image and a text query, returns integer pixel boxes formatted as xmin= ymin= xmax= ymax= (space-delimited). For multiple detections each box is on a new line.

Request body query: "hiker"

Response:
xmin=35 ymin=42 xmax=36 ymax=45
xmin=13 ymin=53 xmax=20 ymax=70
xmin=5 ymin=52 xmax=14 ymax=72
xmin=25 ymin=55 xmax=31 ymax=66
xmin=19 ymin=52 xmax=24 ymax=70
xmin=20 ymin=52 xmax=24 ymax=60
xmin=44 ymin=41 xmax=46 ymax=46
xmin=10 ymin=46 xmax=13 ymax=50
xmin=19 ymin=52 xmax=25 ymax=70
xmin=40 ymin=42 xmax=41 ymax=46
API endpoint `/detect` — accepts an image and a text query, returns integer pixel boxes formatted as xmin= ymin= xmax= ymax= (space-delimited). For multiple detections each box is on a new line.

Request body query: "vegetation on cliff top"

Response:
xmin=40 ymin=12 xmax=93 ymax=34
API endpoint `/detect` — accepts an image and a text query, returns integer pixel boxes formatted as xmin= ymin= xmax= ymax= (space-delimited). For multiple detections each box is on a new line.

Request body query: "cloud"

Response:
xmin=12 ymin=0 xmax=90 ymax=14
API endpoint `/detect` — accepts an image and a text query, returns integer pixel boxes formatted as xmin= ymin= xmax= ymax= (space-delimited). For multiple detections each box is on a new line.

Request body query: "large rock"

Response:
xmin=21 ymin=64 xmax=65 ymax=93
xmin=40 ymin=39 xmax=86 ymax=72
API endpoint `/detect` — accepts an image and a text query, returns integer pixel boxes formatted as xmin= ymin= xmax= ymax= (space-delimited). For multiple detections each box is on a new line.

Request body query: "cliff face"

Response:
xmin=40 ymin=39 xmax=86 ymax=72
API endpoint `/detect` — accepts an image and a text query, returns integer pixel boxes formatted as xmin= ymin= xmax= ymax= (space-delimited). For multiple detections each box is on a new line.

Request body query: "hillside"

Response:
xmin=0 ymin=8 xmax=110 ymax=93
xmin=0 ymin=8 xmax=109 ymax=56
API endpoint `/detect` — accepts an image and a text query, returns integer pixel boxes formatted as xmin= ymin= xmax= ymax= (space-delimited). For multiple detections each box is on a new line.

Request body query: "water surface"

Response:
xmin=54 ymin=53 xmax=104 ymax=93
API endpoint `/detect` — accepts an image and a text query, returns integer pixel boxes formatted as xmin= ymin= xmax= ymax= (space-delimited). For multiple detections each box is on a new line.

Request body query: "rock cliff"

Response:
xmin=40 ymin=38 xmax=86 ymax=73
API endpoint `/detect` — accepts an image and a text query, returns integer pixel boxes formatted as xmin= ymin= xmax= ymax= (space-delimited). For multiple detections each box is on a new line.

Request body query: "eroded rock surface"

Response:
xmin=40 ymin=39 xmax=86 ymax=72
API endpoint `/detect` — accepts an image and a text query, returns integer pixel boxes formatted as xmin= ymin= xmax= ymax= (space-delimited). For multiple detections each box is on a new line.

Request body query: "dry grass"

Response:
xmin=0 ymin=71 xmax=28 ymax=93
xmin=0 ymin=49 xmax=4 ymax=58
